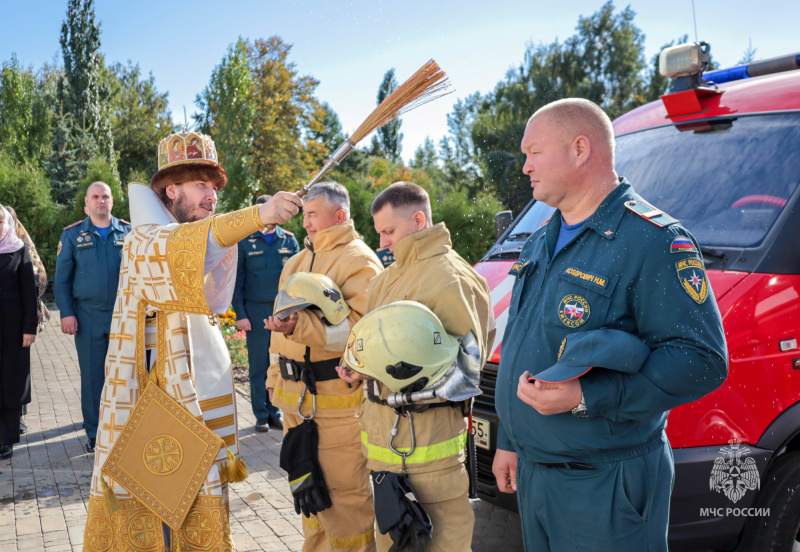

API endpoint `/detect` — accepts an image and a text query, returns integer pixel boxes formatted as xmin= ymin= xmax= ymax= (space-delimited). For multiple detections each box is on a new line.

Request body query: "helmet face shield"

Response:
xmin=343 ymin=301 xmax=459 ymax=393
xmin=274 ymin=272 xmax=351 ymax=325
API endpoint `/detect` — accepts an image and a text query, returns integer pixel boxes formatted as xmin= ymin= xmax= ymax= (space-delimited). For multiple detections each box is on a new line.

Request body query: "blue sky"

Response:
xmin=2 ymin=0 xmax=797 ymax=163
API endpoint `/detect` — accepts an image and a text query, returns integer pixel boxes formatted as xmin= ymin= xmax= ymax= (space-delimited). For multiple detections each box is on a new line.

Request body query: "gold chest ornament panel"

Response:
xmin=102 ymin=383 xmax=224 ymax=530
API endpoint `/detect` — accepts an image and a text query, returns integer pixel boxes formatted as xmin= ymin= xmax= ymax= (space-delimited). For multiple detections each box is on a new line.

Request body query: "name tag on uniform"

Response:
xmin=247 ymin=250 xmax=264 ymax=256
xmin=115 ymin=240 xmax=124 ymax=246
xmin=76 ymin=241 xmax=96 ymax=249
xmin=278 ymin=248 xmax=292 ymax=254
xmin=562 ymin=267 xmax=609 ymax=289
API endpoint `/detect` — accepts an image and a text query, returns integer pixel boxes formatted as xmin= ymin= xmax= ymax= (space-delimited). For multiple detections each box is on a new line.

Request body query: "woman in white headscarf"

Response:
xmin=0 ymin=204 xmax=37 ymax=460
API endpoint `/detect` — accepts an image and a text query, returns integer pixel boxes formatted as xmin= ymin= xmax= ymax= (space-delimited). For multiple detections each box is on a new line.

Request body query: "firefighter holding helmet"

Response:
xmin=265 ymin=181 xmax=383 ymax=552
xmin=338 ymin=181 xmax=494 ymax=552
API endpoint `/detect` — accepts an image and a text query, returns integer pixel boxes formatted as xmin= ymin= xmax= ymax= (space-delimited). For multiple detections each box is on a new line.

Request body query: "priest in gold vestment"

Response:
xmin=82 ymin=131 xmax=302 ymax=552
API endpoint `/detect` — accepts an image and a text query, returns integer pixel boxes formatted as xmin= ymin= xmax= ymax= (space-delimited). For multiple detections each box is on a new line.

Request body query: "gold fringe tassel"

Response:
xmin=100 ymin=477 xmax=120 ymax=516
xmin=225 ymin=448 xmax=248 ymax=482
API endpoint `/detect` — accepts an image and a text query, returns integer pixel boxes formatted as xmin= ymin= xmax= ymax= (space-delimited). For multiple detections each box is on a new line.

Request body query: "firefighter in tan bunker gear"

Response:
xmin=266 ymin=181 xmax=383 ymax=552
xmin=338 ymin=181 xmax=494 ymax=551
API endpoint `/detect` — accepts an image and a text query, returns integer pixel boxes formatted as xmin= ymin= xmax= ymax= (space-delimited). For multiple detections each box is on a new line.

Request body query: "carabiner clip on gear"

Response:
xmin=389 ymin=411 xmax=416 ymax=473
xmin=297 ymin=385 xmax=317 ymax=421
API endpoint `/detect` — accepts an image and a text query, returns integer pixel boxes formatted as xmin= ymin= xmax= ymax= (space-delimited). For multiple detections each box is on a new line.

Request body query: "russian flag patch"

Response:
xmin=671 ymin=236 xmax=696 ymax=254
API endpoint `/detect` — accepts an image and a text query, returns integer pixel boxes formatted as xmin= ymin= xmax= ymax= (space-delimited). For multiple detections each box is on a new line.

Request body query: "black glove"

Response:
xmin=372 ymin=471 xmax=432 ymax=552
xmin=279 ymin=419 xmax=332 ymax=517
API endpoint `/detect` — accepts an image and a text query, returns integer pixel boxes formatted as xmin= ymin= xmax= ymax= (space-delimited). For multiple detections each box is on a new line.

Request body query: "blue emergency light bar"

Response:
xmin=704 ymin=53 xmax=800 ymax=85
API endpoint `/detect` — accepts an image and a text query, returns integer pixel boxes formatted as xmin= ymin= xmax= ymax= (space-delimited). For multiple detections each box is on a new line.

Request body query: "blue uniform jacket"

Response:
xmin=54 ymin=216 xmax=131 ymax=318
xmin=232 ymin=226 xmax=300 ymax=319
xmin=496 ymin=180 xmax=728 ymax=463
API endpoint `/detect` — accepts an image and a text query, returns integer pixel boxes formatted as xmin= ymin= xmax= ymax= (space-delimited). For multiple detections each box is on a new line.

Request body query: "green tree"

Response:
xmin=410 ymin=137 xmax=439 ymax=170
xmin=0 ymin=55 xmax=54 ymax=166
xmin=0 ymin=154 xmax=67 ymax=276
xmin=195 ymin=38 xmax=257 ymax=210
xmin=57 ymin=0 xmax=115 ymax=167
xmin=370 ymin=69 xmax=402 ymax=162
xmin=248 ymin=36 xmax=327 ymax=197
xmin=108 ymin=61 xmax=173 ymax=184
xmin=470 ymin=1 xmax=653 ymax=211
xmin=45 ymin=107 xmax=99 ymax=205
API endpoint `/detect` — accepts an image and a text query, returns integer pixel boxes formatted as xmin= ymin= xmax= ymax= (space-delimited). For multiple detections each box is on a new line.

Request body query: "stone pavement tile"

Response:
xmin=44 ymin=543 xmax=74 ymax=552
xmin=233 ymin=533 xmax=260 ymax=551
xmin=16 ymin=516 xmax=42 ymax=536
xmin=16 ymin=535 xmax=45 ymax=550
xmin=43 ymin=529 xmax=70 ymax=543
xmin=265 ymin=517 xmax=300 ymax=538
xmin=241 ymin=519 xmax=277 ymax=539
xmin=254 ymin=538 xmax=291 ymax=551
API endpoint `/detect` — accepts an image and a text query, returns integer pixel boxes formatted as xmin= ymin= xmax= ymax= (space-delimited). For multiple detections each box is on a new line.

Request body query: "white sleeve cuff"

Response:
xmin=322 ymin=319 xmax=351 ymax=352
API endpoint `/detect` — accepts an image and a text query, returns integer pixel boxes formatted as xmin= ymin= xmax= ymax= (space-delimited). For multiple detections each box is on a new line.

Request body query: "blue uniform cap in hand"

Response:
xmin=531 ymin=329 xmax=651 ymax=384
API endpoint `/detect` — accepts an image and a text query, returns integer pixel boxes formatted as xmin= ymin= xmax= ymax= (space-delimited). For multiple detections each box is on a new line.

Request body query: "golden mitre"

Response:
xmin=150 ymin=130 xmax=227 ymax=190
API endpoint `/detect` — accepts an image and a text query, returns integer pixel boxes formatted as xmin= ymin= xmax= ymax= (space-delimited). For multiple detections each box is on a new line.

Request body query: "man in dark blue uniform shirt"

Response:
xmin=54 ymin=182 xmax=131 ymax=453
xmin=491 ymin=99 xmax=728 ymax=552
xmin=232 ymin=195 xmax=299 ymax=432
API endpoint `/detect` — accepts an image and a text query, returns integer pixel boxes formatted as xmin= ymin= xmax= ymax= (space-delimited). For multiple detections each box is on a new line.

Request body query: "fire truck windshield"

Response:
xmin=615 ymin=112 xmax=800 ymax=248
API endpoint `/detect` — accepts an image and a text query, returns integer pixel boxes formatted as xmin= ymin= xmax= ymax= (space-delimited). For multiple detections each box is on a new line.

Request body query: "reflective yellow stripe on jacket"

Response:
xmin=361 ymin=431 xmax=467 ymax=465
xmin=274 ymin=386 xmax=362 ymax=410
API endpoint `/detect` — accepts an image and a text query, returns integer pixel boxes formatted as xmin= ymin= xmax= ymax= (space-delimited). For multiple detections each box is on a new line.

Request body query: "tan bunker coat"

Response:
xmin=361 ymin=223 xmax=494 ymax=552
xmin=268 ymin=220 xmax=383 ymax=552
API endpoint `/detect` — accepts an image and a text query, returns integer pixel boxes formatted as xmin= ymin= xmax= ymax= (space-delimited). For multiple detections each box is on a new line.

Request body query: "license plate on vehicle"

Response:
xmin=474 ymin=417 xmax=491 ymax=450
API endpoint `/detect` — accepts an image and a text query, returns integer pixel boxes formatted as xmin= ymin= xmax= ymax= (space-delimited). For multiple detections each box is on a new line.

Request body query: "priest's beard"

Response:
xmin=172 ymin=192 xmax=214 ymax=223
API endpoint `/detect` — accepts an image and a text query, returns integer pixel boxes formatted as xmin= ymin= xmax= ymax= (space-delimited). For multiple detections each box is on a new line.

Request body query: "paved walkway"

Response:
xmin=0 ymin=314 xmax=522 ymax=551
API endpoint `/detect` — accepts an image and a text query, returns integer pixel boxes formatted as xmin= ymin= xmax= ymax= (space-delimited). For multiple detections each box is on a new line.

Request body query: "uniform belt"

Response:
xmin=279 ymin=356 xmax=340 ymax=383
xmin=537 ymin=462 xmax=596 ymax=470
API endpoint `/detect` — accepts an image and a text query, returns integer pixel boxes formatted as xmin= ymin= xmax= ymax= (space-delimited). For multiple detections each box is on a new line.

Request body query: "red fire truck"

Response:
xmin=472 ymin=43 xmax=800 ymax=551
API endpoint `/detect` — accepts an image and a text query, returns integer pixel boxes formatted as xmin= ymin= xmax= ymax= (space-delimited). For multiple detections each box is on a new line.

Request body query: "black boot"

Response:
xmin=0 ymin=445 xmax=12 ymax=460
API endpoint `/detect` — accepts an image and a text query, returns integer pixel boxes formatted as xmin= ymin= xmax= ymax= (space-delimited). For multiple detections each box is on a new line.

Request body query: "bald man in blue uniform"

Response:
xmin=54 ymin=182 xmax=131 ymax=453
xmin=233 ymin=195 xmax=299 ymax=432
xmin=492 ymin=100 xmax=728 ymax=552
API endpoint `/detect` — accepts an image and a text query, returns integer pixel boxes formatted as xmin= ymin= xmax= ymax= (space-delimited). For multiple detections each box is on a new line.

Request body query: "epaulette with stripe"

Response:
xmin=283 ymin=229 xmax=294 ymax=236
xmin=119 ymin=219 xmax=131 ymax=225
xmin=539 ymin=218 xmax=551 ymax=227
xmin=624 ymin=200 xmax=679 ymax=228
xmin=62 ymin=220 xmax=82 ymax=231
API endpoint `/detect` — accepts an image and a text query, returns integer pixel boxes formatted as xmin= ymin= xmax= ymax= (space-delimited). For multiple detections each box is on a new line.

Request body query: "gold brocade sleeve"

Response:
xmin=210 ymin=205 xmax=265 ymax=248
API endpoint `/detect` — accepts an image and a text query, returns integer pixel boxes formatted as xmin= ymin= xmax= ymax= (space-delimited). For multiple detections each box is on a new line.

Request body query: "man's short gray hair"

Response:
xmin=304 ymin=181 xmax=350 ymax=219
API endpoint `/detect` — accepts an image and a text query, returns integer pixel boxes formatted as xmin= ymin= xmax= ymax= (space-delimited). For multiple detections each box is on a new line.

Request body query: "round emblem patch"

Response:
xmin=558 ymin=294 xmax=590 ymax=328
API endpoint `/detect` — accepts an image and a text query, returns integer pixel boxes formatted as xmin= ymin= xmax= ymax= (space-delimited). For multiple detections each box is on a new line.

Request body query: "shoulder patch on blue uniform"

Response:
xmin=57 ymin=241 xmax=62 ymax=256
xmin=624 ymin=200 xmax=678 ymax=228
xmin=563 ymin=267 xmax=609 ymax=289
xmin=509 ymin=259 xmax=535 ymax=277
xmin=675 ymin=257 xmax=708 ymax=304
xmin=670 ymin=236 xmax=697 ymax=254
xmin=63 ymin=220 xmax=82 ymax=230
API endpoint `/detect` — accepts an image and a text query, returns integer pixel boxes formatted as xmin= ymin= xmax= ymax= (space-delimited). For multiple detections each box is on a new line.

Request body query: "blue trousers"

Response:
xmin=74 ymin=304 xmax=113 ymax=440
xmin=243 ymin=301 xmax=280 ymax=420
xmin=517 ymin=441 xmax=674 ymax=552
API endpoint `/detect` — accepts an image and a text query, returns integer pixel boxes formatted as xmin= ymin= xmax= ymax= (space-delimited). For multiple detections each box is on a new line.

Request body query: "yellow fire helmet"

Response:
xmin=274 ymin=272 xmax=351 ymax=325
xmin=343 ymin=300 xmax=460 ymax=394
